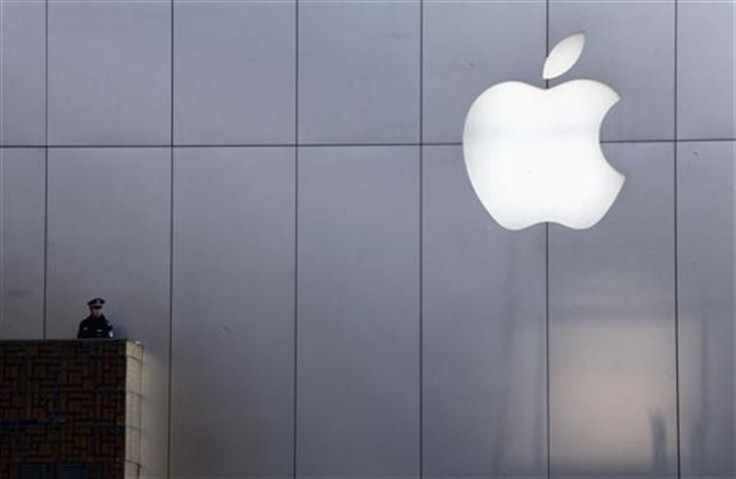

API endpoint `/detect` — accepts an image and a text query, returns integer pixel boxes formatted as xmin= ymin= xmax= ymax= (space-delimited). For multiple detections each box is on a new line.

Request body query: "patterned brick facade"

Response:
xmin=0 ymin=340 xmax=142 ymax=479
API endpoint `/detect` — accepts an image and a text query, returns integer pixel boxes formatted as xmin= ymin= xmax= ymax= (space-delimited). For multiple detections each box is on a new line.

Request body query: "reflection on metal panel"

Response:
xmin=171 ymin=147 xmax=295 ymax=478
xmin=297 ymin=146 xmax=420 ymax=477
xmin=677 ymin=142 xmax=735 ymax=478
xmin=423 ymin=146 xmax=547 ymax=479
xmin=549 ymin=143 xmax=677 ymax=478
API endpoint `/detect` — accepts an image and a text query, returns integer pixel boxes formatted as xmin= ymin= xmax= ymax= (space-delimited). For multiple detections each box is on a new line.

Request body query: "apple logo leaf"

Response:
xmin=543 ymin=32 xmax=585 ymax=80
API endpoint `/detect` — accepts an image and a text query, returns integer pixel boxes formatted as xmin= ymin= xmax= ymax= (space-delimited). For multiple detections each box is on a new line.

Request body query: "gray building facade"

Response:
xmin=0 ymin=1 xmax=734 ymax=478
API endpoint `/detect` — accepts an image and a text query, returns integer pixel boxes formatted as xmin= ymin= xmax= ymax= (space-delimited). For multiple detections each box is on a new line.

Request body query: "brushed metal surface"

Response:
xmin=0 ymin=148 xmax=45 ymax=339
xmin=48 ymin=1 xmax=170 ymax=145
xmin=0 ymin=2 xmax=732 ymax=478
xmin=677 ymin=141 xmax=735 ymax=478
xmin=174 ymin=1 xmax=296 ymax=145
xmin=549 ymin=1 xmax=675 ymax=142
xmin=677 ymin=2 xmax=736 ymax=140
xmin=296 ymin=146 xmax=420 ymax=478
xmin=549 ymin=143 xmax=677 ymax=478
xmin=0 ymin=1 xmax=46 ymax=145
xmin=170 ymin=147 xmax=295 ymax=479
xmin=422 ymin=145 xmax=547 ymax=479
xmin=423 ymin=2 xmax=546 ymax=143
xmin=45 ymin=147 xmax=171 ymax=478
xmin=298 ymin=1 xmax=420 ymax=144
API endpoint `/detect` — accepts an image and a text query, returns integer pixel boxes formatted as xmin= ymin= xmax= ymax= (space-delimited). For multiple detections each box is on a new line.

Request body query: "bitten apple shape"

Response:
xmin=463 ymin=32 xmax=625 ymax=231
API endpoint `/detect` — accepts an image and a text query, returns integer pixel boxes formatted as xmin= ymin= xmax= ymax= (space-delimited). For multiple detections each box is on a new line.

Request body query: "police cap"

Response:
xmin=87 ymin=297 xmax=106 ymax=308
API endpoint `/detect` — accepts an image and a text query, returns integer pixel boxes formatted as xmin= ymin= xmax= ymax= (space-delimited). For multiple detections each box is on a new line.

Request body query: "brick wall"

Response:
xmin=0 ymin=340 xmax=142 ymax=479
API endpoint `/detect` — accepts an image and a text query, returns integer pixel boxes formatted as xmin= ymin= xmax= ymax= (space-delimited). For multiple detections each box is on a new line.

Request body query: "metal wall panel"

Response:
xmin=48 ymin=1 xmax=170 ymax=145
xmin=45 ymin=148 xmax=171 ymax=479
xmin=296 ymin=146 xmax=420 ymax=478
xmin=0 ymin=2 xmax=732 ymax=478
xmin=549 ymin=1 xmax=675 ymax=142
xmin=0 ymin=148 xmax=45 ymax=339
xmin=677 ymin=2 xmax=736 ymax=140
xmin=677 ymin=141 xmax=735 ymax=478
xmin=422 ymin=146 xmax=547 ymax=479
xmin=298 ymin=2 xmax=420 ymax=144
xmin=0 ymin=1 xmax=46 ymax=145
xmin=170 ymin=147 xmax=295 ymax=479
xmin=423 ymin=2 xmax=545 ymax=143
xmin=549 ymin=143 xmax=677 ymax=478
xmin=174 ymin=1 xmax=295 ymax=145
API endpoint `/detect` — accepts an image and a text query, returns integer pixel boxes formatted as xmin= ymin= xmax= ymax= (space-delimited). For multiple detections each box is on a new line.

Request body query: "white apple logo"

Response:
xmin=463 ymin=32 xmax=625 ymax=231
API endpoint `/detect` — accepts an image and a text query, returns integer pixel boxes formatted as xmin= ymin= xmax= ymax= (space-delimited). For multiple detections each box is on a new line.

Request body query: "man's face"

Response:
xmin=90 ymin=307 xmax=103 ymax=318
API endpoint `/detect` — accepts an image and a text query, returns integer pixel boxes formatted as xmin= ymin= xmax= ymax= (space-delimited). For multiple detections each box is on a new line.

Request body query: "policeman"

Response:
xmin=77 ymin=297 xmax=114 ymax=339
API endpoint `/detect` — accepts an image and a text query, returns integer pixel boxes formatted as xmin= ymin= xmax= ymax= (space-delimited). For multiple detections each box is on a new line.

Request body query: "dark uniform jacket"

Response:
xmin=77 ymin=315 xmax=114 ymax=339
